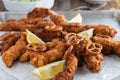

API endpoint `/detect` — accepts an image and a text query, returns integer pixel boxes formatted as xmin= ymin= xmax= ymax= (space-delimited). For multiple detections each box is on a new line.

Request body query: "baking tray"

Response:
xmin=0 ymin=11 xmax=120 ymax=80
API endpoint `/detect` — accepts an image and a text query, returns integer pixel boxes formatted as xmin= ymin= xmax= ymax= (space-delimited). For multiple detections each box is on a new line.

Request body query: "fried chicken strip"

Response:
xmin=30 ymin=22 xmax=63 ymax=42
xmin=29 ymin=40 xmax=67 ymax=67
xmin=91 ymin=34 xmax=113 ymax=55
xmin=53 ymin=54 xmax=78 ymax=80
xmin=84 ymin=24 xmax=117 ymax=37
xmin=0 ymin=32 xmax=20 ymax=55
xmin=0 ymin=32 xmax=17 ymax=40
xmin=63 ymin=23 xmax=85 ymax=33
xmin=27 ymin=7 xmax=52 ymax=18
xmin=19 ymin=43 xmax=46 ymax=62
xmin=19 ymin=17 xmax=44 ymax=25
xmin=83 ymin=43 xmax=104 ymax=72
xmin=50 ymin=13 xmax=67 ymax=26
xmin=2 ymin=32 xmax=27 ymax=67
xmin=91 ymin=34 xmax=120 ymax=56
xmin=112 ymin=41 xmax=120 ymax=56
xmin=0 ymin=17 xmax=44 ymax=31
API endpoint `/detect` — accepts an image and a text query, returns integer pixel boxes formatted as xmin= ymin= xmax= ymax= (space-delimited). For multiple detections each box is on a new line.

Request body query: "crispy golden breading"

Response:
xmin=34 ymin=20 xmax=56 ymax=27
xmin=0 ymin=17 xmax=44 ymax=31
xmin=2 ymin=33 xmax=27 ymax=67
xmin=62 ymin=46 xmax=73 ymax=60
xmin=27 ymin=7 xmax=52 ymax=18
xmin=64 ymin=33 xmax=84 ymax=46
xmin=19 ymin=43 xmax=47 ymax=62
xmin=29 ymin=40 xmax=67 ymax=67
xmin=50 ymin=14 xmax=67 ymax=26
xmin=31 ymin=29 xmax=63 ymax=42
xmin=91 ymin=34 xmax=113 ymax=55
xmin=73 ymin=38 xmax=92 ymax=57
xmin=18 ymin=50 xmax=31 ymax=62
xmin=85 ymin=24 xmax=117 ymax=37
xmin=19 ymin=17 xmax=44 ymax=25
xmin=63 ymin=23 xmax=85 ymax=33
xmin=83 ymin=43 xmax=103 ymax=72
xmin=0 ymin=32 xmax=17 ymax=41
xmin=112 ymin=41 xmax=120 ymax=56
xmin=53 ymin=54 xmax=78 ymax=80
xmin=46 ymin=39 xmax=62 ymax=49
xmin=0 ymin=32 xmax=20 ymax=55
xmin=0 ymin=20 xmax=25 ymax=31
xmin=84 ymin=54 xmax=103 ymax=72
xmin=26 ymin=43 xmax=47 ymax=52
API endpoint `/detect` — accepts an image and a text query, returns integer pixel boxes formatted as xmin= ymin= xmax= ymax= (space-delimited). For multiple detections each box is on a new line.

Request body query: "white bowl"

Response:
xmin=85 ymin=0 xmax=110 ymax=4
xmin=2 ymin=0 xmax=55 ymax=12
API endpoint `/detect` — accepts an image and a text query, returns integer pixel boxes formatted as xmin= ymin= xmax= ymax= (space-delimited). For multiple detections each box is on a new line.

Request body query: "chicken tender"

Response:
xmin=29 ymin=40 xmax=67 ymax=67
xmin=19 ymin=17 xmax=44 ymax=25
xmin=0 ymin=20 xmax=26 ymax=31
xmin=63 ymin=23 xmax=85 ymax=33
xmin=31 ymin=24 xmax=63 ymax=42
xmin=112 ymin=41 xmax=120 ymax=56
xmin=2 ymin=33 xmax=27 ymax=67
xmin=91 ymin=34 xmax=113 ymax=55
xmin=53 ymin=54 xmax=78 ymax=80
xmin=85 ymin=24 xmax=117 ymax=37
xmin=0 ymin=17 xmax=44 ymax=31
xmin=19 ymin=43 xmax=47 ymax=62
xmin=50 ymin=13 xmax=67 ymax=26
xmin=0 ymin=32 xmax=20 ymax=55
xmin=83 ymin=43 xmax=103 ymax=72
xmin=27 ymin=7 xmax=52 ymax=18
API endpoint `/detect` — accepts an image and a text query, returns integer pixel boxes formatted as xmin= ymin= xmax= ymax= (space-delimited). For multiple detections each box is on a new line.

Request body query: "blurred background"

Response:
xmin=53 ymin=0 xmax=118 ymax=10
xmin=0 ymin=0 xmax=119 ymax=11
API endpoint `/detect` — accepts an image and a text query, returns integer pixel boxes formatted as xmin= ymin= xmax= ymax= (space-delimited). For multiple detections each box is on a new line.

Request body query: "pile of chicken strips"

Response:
xmin=0 ymin=8 xmax=120 ymax=80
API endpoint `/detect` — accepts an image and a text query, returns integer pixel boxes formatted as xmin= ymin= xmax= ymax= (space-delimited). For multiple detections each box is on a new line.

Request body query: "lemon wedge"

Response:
xmin=26 ymin=29 xmax=45 ymax=44
xmin=33 ymin=60 xmax=65 ymax=80
xmin=69 ymin=13 xmax=82 ymax=24
xmin=77 ymin=28 xmax=94 ymax=39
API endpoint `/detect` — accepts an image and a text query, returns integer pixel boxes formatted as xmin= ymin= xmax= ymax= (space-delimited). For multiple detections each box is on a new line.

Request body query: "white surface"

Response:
xmin=2 ymin=0 xmax=55 ymax=12
xmin=0 ymin=11 xmax=120 ymax=80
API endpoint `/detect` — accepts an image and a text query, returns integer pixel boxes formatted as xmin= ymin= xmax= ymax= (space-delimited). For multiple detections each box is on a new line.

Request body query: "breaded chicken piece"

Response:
xmin=91 ymin=34 xmax=113 ymax=55
xmin=19 ymin=39 xmax=63 ymax=62
xmin=0 ymin=32 xmax=17 ymax=41
xmin=53 ymin=54 xmax=78 ymax=80
xmin=63 ymin=23 xmax=85 ymax=33
xmin=30 ymin=23 xmax=63 ymax=42
xmin=0 ymin=17 xmax=44 ymax=31
xmin=0 ymin=32 xmax=20 ymax=55
xmin=18 ymin=50 xmax=31 ymax=62
xmin=2 ymin=33 xmax=27 ymax=67
xmin=29 ymin=40 xmax=67 ymax=67
xmin=19 ymin=43 xmax=46 ymax=62
xmin=27 ymin=7 xmax=52 ymax=18
xmin=112 ymin=41 xmax=120 ymax=56
xmin=0 ymin=20 xmax=26 ymax=31
xmin=83 ymin=43 xmax=104 ymax=72
xmin=84 ymin=24 xmax=117 ymax=37
xmin=50 ymin=13 xmax=67 ymax=26
xmin=19 ymin=17 xmax=44 ymax=25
